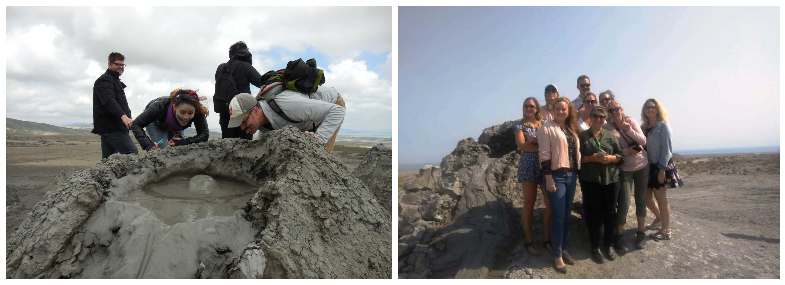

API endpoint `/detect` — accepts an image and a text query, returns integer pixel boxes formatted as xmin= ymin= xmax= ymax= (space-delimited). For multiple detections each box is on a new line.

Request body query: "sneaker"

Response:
xmin=602 ymin=247 xmax=617 ymax=261
xmin=613 ymin=234 xmax=628 ymax=255
xmin=636 ymin=231 xmax=646 ymax=249
xmin=591 ymin=248 xmax=604 ymax=264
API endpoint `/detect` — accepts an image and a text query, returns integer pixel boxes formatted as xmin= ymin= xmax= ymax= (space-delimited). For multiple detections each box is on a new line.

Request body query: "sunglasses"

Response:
xmin=600 ymin=98 xmax=612 ymax=102
xmin=111 ymin=62 xmax=126 ymax=67
xmin=591 ymin=114 xmax=606 ymax=119
xmin=645 ymin=106 xmax=657 ymax=110
xmin=608 ymin=108 xmax=621 ymax=113
xmin=524 ymin=104 xmax=537 ymax=109
xmin=584 ymin=100 xmax=597 ymax=105
xmin=580 ymin=84 xmax=591 ymax=88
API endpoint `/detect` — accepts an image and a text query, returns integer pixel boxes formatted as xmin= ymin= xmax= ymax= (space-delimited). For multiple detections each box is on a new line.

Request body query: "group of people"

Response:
xmin=514 ymin=75 xmax=681 ymax=273
xmin=91 ymin=41 xmax=346 ymax=159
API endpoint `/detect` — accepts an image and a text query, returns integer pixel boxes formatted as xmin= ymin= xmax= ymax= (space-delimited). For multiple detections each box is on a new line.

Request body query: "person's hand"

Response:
xmin=546 ymin=177 xmax=556 ymax=193
xmin=168 ymin=137 xmax=179 ymax=146
xmin=597 ymin=154 xmax=612 ymax=164
xmin=658 ymin=169 xmax=666 ymax=184
xmin=147 ymin=142 xmax=159 ymax=151
xmin=620 ymin=118 xmax=632 ymax=132
xmin=304 ymin=131 xmax=323 ymax=143
xmin=121 ymin=115 xmax=133 ymax=129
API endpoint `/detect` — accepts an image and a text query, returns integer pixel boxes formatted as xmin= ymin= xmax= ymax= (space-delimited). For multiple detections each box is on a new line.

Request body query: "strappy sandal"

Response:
xmin=646 ymin=219 xmax=662 ymax=230
xmin=650 ymin=229 xmax=672 ymax=241
xmin=542 ymin=240 xmax=554 ymax=255
xmin=524 ymin=241 xmax=541 ymax=256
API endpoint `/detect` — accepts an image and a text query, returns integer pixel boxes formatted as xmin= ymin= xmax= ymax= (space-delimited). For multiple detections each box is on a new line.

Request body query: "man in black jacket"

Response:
xmin=92 ymin=52 xmax=138 ymax=159
xmin=214 ymin=41 xmax=263 ymax=139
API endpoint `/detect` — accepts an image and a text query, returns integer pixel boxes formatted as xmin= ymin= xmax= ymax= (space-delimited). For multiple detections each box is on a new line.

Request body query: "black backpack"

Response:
xmin=255 ymin=58 xmax=326 ymax=126
xmin=212 ymin=61 xmax=242 ymax=114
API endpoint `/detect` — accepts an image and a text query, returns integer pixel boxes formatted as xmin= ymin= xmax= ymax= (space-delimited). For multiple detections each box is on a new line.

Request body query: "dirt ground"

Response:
xmin=5 ymin=134 xmax=368 ymax=242
xmin=398 ymin=154 xmax=780 ymax=278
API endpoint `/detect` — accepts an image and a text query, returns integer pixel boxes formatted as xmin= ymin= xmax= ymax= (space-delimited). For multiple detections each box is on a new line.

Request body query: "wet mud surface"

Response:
xmin=7 ymin=128 xmax=392 ymax=278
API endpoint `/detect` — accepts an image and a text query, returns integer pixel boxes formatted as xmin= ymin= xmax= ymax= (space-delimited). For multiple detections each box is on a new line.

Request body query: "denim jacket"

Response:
xmin=644 ymin=121 xmax=672 ymax=169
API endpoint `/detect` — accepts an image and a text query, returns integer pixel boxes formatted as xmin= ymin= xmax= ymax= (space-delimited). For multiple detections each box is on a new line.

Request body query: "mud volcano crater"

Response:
xmin=7 ymin=126 xmax=391 ymax=279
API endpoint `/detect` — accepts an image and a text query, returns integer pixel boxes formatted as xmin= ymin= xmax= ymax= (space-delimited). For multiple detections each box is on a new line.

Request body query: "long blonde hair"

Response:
xmin=552 ymin=97 xmax=578 ymax=136
xmin=522 ymin=97 xmax=543 ymax=127
xmin=641 ymin=98 xmax=668 ymax=126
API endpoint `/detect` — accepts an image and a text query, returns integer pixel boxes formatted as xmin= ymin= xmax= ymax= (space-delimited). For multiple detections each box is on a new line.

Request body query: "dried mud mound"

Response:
xmin=352 ymin=144 xmax=392 ymax=214
xmin=7 ymin=126 xmax=391 ymax=279
xmin=398 ymin=120 xmax=583 ymax=278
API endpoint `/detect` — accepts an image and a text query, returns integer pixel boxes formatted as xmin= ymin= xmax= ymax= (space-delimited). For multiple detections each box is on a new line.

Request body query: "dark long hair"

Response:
xmin=169 ymin=88 xmax=209 ymax=116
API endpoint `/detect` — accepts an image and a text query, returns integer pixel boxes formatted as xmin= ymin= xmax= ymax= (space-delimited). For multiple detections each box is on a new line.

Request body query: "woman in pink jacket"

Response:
xmin=536 ymin=97 xmax=581 ymax=273
xmin=604 ymin=100 xmax=650 ymax=251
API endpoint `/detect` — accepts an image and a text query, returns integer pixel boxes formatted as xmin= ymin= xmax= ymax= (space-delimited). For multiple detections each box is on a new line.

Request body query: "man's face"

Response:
xmin=239 ymin=108 xmax=260 ymax=134
xmin=109 ymin=60 xmax=125 ymax=75
xmin=577 ymin=78 xmax=591 ymax=96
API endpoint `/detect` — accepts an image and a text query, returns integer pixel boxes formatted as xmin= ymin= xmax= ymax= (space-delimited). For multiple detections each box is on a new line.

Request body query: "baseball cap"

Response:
xmin=227 ymin=93 xmax=257 ymax=128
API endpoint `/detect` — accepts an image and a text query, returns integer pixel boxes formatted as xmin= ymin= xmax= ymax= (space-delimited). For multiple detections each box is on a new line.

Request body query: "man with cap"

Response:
xmin=227 ymin=86 xmax=346 ymax=154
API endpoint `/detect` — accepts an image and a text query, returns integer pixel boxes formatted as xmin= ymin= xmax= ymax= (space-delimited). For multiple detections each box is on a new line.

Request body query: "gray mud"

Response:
xmin=7 ymin=126 xmax=391 ymax=279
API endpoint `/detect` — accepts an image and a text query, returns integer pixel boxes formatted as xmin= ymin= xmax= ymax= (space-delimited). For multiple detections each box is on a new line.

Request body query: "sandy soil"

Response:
xmin=398 ymin=154 xmax=780 ymax=278
xmin=6 ymin=134 xmax=368 ymax=242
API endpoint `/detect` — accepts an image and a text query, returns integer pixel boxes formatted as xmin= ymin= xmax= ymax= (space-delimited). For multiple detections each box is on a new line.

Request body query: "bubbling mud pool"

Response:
xmin=118 ymin=173 xmax=258 ymax=225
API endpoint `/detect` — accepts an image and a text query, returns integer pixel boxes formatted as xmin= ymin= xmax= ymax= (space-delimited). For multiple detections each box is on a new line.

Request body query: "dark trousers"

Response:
xmin=219 ymin=112 xmax=253 ymax=140
xmin=99 ymin=130 xmax=138 ymax=159
xmin=581 ymin=180 xmax=619 ymax=249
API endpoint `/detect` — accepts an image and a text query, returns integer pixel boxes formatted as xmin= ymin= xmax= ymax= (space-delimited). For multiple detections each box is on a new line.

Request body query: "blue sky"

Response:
xmin=399 ymin=6 xmax=779 ymax=165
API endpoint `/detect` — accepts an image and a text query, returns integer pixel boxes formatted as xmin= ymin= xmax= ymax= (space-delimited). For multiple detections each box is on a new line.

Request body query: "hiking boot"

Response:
xmin=603 ymin=246 xmax=617 ymax=261
xmin=636 ymin=231 xmax=646 ymax=249
xmin=591 ymin=248 xmax=604 ymax=264
xmin=613 ymin=234 xmax=628 ymax=255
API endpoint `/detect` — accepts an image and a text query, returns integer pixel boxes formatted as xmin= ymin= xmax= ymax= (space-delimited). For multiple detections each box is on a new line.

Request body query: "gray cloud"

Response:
xmin=6 ymin=6 xmax=391 ymax=133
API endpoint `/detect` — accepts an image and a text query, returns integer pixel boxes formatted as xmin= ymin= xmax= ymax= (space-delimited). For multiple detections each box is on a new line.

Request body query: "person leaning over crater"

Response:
xmin=226 ymin=88 xmax=346 ymax=154
xmin=130 ymin=89 xmax=210 ymax=151
xmin=92 ymin=51 xmax=138 ymax=159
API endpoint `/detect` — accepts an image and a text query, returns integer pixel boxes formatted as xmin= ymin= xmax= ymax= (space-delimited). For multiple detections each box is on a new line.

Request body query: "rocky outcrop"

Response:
xmin=398 ymin=120 xmax=583 ymax=278
xmin=7 ymin=126 xmax=391 ymax=279
xmin=352 ymin=144 xmax=392 ymax=214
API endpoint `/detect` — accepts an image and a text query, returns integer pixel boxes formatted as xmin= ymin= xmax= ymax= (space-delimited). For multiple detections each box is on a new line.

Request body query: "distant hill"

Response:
xmin=6 ymin=118 xmax=93 ymax=135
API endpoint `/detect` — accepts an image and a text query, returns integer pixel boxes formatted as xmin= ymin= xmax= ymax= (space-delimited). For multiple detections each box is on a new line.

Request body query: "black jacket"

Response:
xmin=92 ymin=69 xmax=131 ymax=134
xmin=214 ymin=49 xmax=263 ymax=100
xmin=130 ymin=97 xmax=209 ymax=150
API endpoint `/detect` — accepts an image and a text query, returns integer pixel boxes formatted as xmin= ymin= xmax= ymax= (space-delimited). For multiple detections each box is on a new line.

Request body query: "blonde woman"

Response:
xmin=514 ymin=97 xmax=551 ymax=256
xmin=536 ymin=97 xmax=581 ymax=273
xmin=604 ymin=100 xmax=649 ymax=250
xmin=641 ymin=99 xmax=679 ymax=241
xmin=541 ymin=84 xmax=559 ymax=121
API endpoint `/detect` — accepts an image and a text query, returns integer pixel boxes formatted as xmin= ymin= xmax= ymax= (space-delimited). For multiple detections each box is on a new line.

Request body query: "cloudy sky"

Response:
xmin=5 ymin=6 xmax=392 ymax=134
xmin=399 ymin=6 xmax=779 ymax=165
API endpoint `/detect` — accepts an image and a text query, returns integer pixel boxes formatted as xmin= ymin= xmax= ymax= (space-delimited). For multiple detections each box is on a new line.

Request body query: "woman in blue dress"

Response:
xmin=514 ymin=97 xmax=551 ymax=256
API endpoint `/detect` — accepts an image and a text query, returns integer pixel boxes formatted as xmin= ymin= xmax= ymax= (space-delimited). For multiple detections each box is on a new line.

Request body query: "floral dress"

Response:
xmin=515 ymin=120 xmax=545 ymax=183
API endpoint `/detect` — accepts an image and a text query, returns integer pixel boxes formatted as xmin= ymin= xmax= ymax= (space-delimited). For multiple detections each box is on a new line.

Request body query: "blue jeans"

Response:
xmin=145 ymin=122 xmax=184 ymax=150
xmin=100 ymin=130 xmax=139 ymax=159
xmin=544 ymin=170 xmax=578 ymax=258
